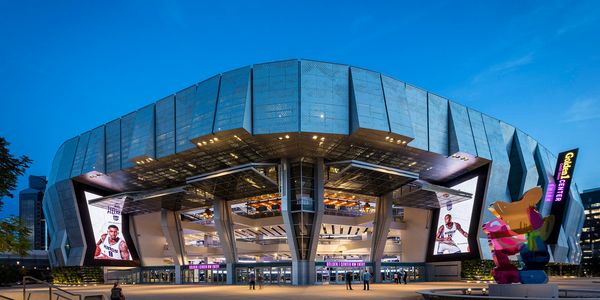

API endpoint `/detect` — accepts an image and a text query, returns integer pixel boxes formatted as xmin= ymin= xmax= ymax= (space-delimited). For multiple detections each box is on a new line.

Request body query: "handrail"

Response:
xmin=0 ymin=295 xmax=15 ymax=300
xmin=417 ymin=288 xmax=600 ymax=300
xmin=22 ymin=276 xmax=82 ymax=300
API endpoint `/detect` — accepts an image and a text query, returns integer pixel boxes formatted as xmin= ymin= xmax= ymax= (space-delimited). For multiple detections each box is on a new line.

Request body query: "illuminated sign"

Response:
xmin=547 ymin=148 xmax=579 ymax=244
xmin=325 ymin=261 xmax=365 ymax=267
xmin=189 ymin=264 xmax=220 ymax=270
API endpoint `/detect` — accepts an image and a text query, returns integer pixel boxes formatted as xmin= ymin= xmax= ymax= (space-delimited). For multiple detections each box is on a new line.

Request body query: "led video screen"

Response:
xmin=85 ymin=191 xmax=133 ymax=261
xmin=432 ymin=177 xmax=478 ymax=255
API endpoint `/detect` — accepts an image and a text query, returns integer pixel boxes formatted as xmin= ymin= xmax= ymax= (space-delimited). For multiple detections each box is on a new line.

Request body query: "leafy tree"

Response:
xmin=0 ymin=137 xmax=32 ymax=255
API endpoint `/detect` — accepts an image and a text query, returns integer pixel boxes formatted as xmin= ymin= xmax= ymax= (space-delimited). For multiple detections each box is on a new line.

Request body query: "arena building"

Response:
xmin=42 ymin=59 xmax=584 ymax=285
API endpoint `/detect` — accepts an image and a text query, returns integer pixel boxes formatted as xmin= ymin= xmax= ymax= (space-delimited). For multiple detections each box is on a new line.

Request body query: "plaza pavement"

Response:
xmin=1 ymin=278 xmax=599 ymax=300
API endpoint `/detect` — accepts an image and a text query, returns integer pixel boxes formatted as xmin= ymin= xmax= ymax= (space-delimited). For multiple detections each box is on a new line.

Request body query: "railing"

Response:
xmin=0 ymin=295 xmax=15 ymax=300
xmin=417 ymin=288 xmax=600 ymax=299
xmin=22 ymin=276 xmax=82 ymax=300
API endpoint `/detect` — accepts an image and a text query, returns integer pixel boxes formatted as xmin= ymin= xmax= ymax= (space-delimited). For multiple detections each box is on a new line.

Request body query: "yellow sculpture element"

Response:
xmin=488 ymin=187 xmax=543 ymax=234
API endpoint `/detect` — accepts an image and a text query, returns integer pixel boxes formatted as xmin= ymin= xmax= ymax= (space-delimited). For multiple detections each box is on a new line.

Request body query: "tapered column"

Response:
xmin=281 ymin=158 xmax=324 ymax=285
xmin=213 ymin=199 xmax=237 ymax=284
xmin=370 ymin=192 xmax=393 ymax=283
xmin=161 ymin=209 xmax=186 ymax=284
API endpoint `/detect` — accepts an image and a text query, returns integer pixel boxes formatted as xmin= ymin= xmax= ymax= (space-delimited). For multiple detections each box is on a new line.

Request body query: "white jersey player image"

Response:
xmin=435 ymin=214 xmax=469 ymax=254
xmin=94 ymin=224 xmax=131 ymax=260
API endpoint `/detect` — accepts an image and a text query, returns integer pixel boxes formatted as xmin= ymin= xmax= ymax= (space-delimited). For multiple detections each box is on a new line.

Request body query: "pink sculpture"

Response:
xmin=482 ymin=187 xmax=554 ymax=284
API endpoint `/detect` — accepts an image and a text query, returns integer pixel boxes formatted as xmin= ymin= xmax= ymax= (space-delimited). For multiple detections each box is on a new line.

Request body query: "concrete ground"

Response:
xmin=1 ymin=278 xmax=599 ymax=300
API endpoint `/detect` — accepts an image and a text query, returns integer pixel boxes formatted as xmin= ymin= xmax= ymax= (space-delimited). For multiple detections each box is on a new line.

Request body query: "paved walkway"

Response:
xmin=1 ymin=278 xmax=598 ymax=300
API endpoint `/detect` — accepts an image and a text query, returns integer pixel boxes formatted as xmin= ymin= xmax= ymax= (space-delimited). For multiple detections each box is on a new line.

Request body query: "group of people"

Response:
xmin=344 ymin=270 xmax=372 ymax=290
xmin=248 ymin=272 xmax=265 ymax=290
xmin=393 ymin=270 xmax=409 ymax=284
xmin=345 ymin=269 xmax=409 ymax=290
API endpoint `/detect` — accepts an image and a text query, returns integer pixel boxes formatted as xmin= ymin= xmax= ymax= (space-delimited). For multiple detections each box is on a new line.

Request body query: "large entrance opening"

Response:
xmin=236 ymin=266 xmax=292 ymax=285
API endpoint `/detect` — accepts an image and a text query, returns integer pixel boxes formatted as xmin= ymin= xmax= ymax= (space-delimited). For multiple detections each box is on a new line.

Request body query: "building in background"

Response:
xmin=19 ymin=175 xmax=48 ymax=250
xmin=42 ymin=59 xmax=585 ymax=285
xmin=580 ymin=188 xmax=600 ymax=276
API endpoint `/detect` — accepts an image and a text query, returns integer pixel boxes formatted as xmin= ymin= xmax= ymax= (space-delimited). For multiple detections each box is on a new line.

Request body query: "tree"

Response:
xmin=0 ymin=137 xmax=32 ymax=255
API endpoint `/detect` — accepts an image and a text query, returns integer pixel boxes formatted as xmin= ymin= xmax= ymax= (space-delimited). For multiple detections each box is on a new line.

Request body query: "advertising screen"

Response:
xmin=432 ymin=177 xmax=478 ymax=255
xmin=85 ymin=191 xmax=133 ymax=261
xmin=546 ymin=148 xmax=579 ymax=243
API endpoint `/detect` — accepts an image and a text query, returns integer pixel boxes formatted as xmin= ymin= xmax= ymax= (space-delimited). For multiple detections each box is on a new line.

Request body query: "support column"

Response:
xmin=160 ymin=209 xmax=186 ymax=284
xmin=370 ymin=192 xmax=393 ymax=283
xmin=281 ymin=158 xmax=324 ymax=285
xmin=213 ymin=199 xmax=237 ymax=284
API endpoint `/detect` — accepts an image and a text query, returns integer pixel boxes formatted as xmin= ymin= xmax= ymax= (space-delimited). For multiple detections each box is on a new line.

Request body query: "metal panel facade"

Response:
xmin=467 ymin=109 xmax=492 ymax=160
xmin=44 ymin=60 xmax=585 ymax=267
xmin=300 ymin=60 xmax=349 ymax=134
xmin=215 ymin=67 xmax=252 ymax=134
xmin=478 ymin=115 xmax=511 ymax=260
xmin=120 ymin=112 xmax=136 ymax=169
xmin=175 ymin=86 xmax=197 ymax=153
xmin=349 ymin=67 xmax=390 ymax=134
xmin=405 ymin=84 xmax=428 ymax=151
xmin=82 ymin=126 xmax=106 ymax=174
xmin=156 ymin=96 xmax=176 ymax=159
xmin=449 ymin=101 xmax=477 ymax=156
xmin=105 ymin=119 xmax=121 ymax=173
xmin=128 ymin=104 xmax=156 ymax=161
xmin=514 ymin=130 xmax=539 ymax=196
xmin=253 ymin=61 xmax=299 ymax=134
xmin=381 ymin=75 xmax=414 ymax=139
xmin=70 ymin=131 xmax=90 ymax=177
xmin=427 ymin=93 xmax=449 ymax=156
xmin=47 ymin=137 xmax=79 ymax=185
xmin=189 ymin=75 xmax=220 ymax=139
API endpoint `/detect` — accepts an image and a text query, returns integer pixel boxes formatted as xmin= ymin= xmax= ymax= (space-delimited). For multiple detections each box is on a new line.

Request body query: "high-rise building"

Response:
xmin=580 ymin=188 xmax=600 ymax=276
xmin=19 ymin=175 xmax=47 ymax=250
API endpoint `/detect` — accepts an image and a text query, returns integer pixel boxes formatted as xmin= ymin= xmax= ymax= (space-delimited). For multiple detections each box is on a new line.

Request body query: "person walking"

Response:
xmin=402 ymin=269 xmax=408 ymax=284
xmin=345 ymin=271 xmax=353 ymax=290
xmin=362 ymin=270 xmax=371 ymax=291
xmin=393 ymin=271 xmax=399 ymax=284
xmin=110 ymin=282 xmax=125 ymax=300
xmin=249 ymin=272 xmax=256 ymax=290
xmin=258 ymin=274 xmax=264 ymax=290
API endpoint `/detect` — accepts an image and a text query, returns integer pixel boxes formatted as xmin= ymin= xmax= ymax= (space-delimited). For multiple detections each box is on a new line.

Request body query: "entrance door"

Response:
xmin=321 ymin=267 xmax=365 ymax=284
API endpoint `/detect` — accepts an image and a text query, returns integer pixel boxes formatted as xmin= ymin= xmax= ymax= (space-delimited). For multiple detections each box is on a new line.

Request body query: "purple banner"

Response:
xmin=325 ymin=261 xmax=365 ymax=267
xmin=189 ymin=264 xmax=220 ymax=270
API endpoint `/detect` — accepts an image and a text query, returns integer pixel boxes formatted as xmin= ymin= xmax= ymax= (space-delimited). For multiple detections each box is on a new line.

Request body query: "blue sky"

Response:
xmin=1 ymin=1 xmax=599 ymax=217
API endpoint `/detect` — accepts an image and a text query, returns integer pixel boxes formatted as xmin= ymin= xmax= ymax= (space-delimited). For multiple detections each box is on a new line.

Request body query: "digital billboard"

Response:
xmin=84 ymin=191 xmax=132 ymax=261
xmin=432 ymin=177 xmax=478 ymax=255
xmin=546 ymin=148 xmax=579 ymax=244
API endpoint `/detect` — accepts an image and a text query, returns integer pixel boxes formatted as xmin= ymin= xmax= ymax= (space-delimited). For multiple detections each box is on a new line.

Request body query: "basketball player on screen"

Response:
xmin=94 ymin=224 xmax=130 ymax=260
xmin=436 ymin=214 xmax=468 ymax=254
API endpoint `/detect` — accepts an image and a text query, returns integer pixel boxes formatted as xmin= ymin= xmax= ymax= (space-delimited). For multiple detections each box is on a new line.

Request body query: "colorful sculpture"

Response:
xmin=482 ymin=187 xmax=554 ymax=284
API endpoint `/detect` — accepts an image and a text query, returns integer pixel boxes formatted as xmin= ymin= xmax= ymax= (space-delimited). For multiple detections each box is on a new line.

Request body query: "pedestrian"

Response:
xmin=402 ymin=269 xmax=408 ymax=284
xmin=258 ymin=274 xmax=264 ymax=290
xmin=249 ymin=272 xmax=256 ymax=290
xmin=110 ymin=282 xmax=125 ymax=300
xmin=362 ymin=270 xmax=371 ymax=291
xmin=345 ymin=271 xmax=353 ymax=290
xmin=393 ymin=271 xmax=399 ymax=284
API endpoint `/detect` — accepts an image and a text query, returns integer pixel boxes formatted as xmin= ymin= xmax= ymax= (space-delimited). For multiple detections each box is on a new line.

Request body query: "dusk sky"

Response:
xmin=1 ymin=1 xmax=599 ymax=218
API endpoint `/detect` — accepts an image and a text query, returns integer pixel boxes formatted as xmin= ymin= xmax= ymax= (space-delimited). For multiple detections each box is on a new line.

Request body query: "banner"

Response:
xmin=547 ymin=148 xmax=579 ymax=244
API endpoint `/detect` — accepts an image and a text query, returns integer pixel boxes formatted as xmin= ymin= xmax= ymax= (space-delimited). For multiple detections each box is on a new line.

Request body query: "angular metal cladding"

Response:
xmin=381 ymin=75 xmax=415 ymax=141
xmin=155 ymin=95 xmax=176 ymax=159
xmin=42 ymin=59 xmax=584 ymax=269
xmin=449 ymin=101 xmax=477 ymax=157
xmin=300 ymin=60 xmax=349 ymax=135
xmin=349 ymin=67 xmax=390 ymax=134
xmin=253 ymin=61 xmax=298 ymax=135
